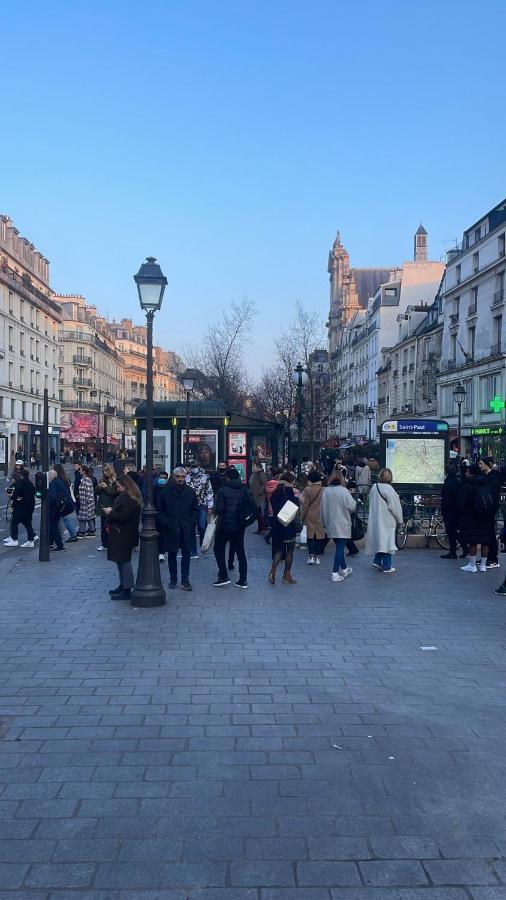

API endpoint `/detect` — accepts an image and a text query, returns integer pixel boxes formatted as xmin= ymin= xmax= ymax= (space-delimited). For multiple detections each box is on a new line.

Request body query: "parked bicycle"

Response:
xmin=395 ymin=496 xmax=453 ymax=551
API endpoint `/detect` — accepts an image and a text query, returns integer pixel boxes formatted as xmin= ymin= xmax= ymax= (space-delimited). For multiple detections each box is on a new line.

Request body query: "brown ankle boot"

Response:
xmin=282 ymin=571 xmax=297 ymax=584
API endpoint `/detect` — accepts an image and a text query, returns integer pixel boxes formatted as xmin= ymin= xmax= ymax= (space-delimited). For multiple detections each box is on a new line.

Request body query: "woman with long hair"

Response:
xmin=365 ymin=467 xmax=403 ymax=573
xmin=321 ymin=469 xmax=356 ymax=582
xmin=300 ymin=470 xmax=325 ymax=566
xmin=96 ymin=463 xmax=118 ymax=552
xmin=54 ymin=463 xmax=79 ymax=543
xmin=103 ymin=473 xmax=142 ymax=600
xmin=269 ymin=472 xmax=299 ymax=585
xmin=77 ymin=465 xmax=96 ymax=538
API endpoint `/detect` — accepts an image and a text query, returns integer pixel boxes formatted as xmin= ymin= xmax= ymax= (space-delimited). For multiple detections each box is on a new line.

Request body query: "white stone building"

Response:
xmin=0 ymin=216 xmax=61 ymax=468
xmin=437 ymin=198 xmax=506 ymax=458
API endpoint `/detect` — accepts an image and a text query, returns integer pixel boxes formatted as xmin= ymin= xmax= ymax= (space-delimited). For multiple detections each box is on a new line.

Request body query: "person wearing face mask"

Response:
xmin=210 ymin=462 xmax=228 ymax=497
xmin=186 ymin=460 xmax=214 ymax=559
xmin=154 ymin=471 xmax=169 ymax=561
xmin=157 ymin=467 xmax=199 ymax=591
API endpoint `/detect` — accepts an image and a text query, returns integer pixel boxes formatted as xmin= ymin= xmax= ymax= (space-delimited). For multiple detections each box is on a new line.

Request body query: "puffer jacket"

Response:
xmin=186 ymin=468 xmax=214 ymax=508
xmin=215 ymin=481 xmax=255 ymax=533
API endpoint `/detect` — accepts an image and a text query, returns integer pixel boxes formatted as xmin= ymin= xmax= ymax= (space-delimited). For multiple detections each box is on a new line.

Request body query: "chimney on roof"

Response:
xmin=414 ymin=223 xmax=428 ymax=262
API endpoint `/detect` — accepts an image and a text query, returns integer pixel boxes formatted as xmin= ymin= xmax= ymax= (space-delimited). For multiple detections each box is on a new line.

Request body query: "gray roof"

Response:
xmin=354 ymin=269 xmax=393 ymax=309
xmin=415 ymin=223 xmax=428 ymax=235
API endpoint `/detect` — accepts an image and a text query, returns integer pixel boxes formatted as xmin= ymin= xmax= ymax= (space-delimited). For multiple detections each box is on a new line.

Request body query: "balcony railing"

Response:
xmin=73 ymin=377 xmax=93 ymax=387
xmin=467 ymin=303 xmax=477 ymax=316
xmin=492 ymin=289 xmax=504 ymax=306
xmin=73 ymin=355 xmax=92 ymax=366
xmin=62 ymin=400 xmax=100 ymax=411
xmin=491 ymin=342 xmax=503 ymax=356
xmin=449 ymin=313 xmax=459 ymax=324
xmin=447 ymin=359 xmax=457 ymax=370
xmin=402 ymin=365 xmax=408 ymax=374
xmin=409 ymin=362 xmax=415 ymax=372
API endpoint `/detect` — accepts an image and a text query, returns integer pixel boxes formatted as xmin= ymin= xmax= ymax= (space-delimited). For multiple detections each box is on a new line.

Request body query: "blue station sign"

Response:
xmin=382 ymin=419 xmax=448 ymax=434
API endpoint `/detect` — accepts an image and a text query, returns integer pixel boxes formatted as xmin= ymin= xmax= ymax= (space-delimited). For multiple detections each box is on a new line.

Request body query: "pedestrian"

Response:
xmin=459 ymin=464 xmax=495 ymax=574
xmin=50 ymin=448 xmax=56 ymax=466
xmin=440 ymin=465 xmax=461 ymax=560
xmin=365 ymin=467 xmax=403 ymax=573
xmin=186 ymin=460 xmax=214 ymax=559
xmin=321 ymin=469 xmax=356 ymax=583
xmin=103 ymin=474 xmax=142 ymax=600
xmin=3 ymin=468 xmax=37 ymax=548
xmin=73 ymin=462 xmax=82 ymax=518
xmin=47 ymin=469 xmax=67 ymax=552
xmin=157 ymin=466 xmax=199 ymax=591
xmin=210 ymin=461 xmax=228 ymax=497
xmin=213 ymin=467 xmax=256 ymax=588
xmin=355 ymin=458 xmax=371 ymax=496
xmin=77 ymin=465 xmax=96 ymax=538
xmin=300 ymin=470 xmax=325 ymax=566
xmin=268 ymin=472 xmax=299 ymax=585
xmin=478 ymin=456 xmax=501 ymax=568
xmin=263 ymin=466 xmax=282 ymax=544
xmin=54 ymin=464 xmax=79 ymax=543
xmin=249 ymin=462 xmax=267 ymax=534
xmin=95 ymin=463 xmax=118 ymax=551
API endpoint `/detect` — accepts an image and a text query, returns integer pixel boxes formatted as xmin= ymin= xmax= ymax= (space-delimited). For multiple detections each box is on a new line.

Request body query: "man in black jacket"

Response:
xmin=157 ymin=467 xmax=199 ymax=591
xmin=3 ymin=469 xmax=37 ymax=548
xmin=213 ymin=467 xmax=256 ymax=589
xmin=440 ymin=466 xmax=461 ymax=559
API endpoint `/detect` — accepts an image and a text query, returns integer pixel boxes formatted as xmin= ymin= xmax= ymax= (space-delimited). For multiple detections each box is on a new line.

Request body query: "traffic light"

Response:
xmin=35 ymin=471 xmax=48 ymax=498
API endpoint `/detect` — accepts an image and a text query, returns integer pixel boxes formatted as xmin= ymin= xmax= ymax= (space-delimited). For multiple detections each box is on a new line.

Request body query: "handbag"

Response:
xmin=350 ymin=512 xmax=364 ymax=541
xmin=277 ymin=499 xmax=299 ymax=526
xmin=202 ymin=517 xmax=217 ymax=553
xmin=294 ymin=517 xmax=304 ymax=535
xmin=298 ymin=524 xmax=308 ymax=544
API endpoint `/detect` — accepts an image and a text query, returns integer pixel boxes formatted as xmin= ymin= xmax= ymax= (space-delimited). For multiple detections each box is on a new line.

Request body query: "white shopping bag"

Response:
xmin=201 ymin=518 xmax=217 ymax=553
xmin=277 ymin=500 xmax=299 ymax=526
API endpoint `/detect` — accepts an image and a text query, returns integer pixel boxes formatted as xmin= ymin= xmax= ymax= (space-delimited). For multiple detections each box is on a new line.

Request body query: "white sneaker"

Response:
xmin=461 ymin=563 xmax=477 ymax=573
xmin=158 ymin=554 xmax=165 ymax=562
xmin=20 ymin=540 xmax=35 ymax=548
xmin=190 ymin=554 xmax=199 ymax=560
xmin=306 ymin=556 xmax=315 ymax=565
xmin=383 ymin=567 xmax=397 ymax=573
xmin=486 ymin=562 xmax=500 ymax=569
xmin=371 ymin=562 xmax=382 ymax=570
xmin=3 ymin=537 xmax=11 ymax=544
xmin=340 ymin=567 xmax=352 ymax=578
xmin=3 ymin=538 xmax=18 ymax=547
xmin=315 ymin=557 xmax=321 ymax=565
xmin=479 ymin=562 xmax=487 ymax=573
xmin=331 ymin=572 xmax=345 ymax=582
xmin=97 ymin=546 xmax=106 ymax=551
xmin=33 ymin=535 xmax=39 ymax=542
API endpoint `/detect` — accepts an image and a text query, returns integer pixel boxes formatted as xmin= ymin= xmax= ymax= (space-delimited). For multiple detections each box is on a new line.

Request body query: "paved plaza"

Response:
xmin=0 ymin=534 xmax=506 ymax=899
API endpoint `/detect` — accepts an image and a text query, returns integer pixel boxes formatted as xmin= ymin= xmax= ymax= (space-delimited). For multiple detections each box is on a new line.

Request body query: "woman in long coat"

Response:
xmin=321 ymin=470 xmax=356 ymax=582
xmin=300 ymin=470 xmax=325 ymax=565
xmin=77 ymin=466 xmax=96 ymax=537
xmin=95 ymin=463 xmax=118 ymax=551
xmin=365 ymin=467 xmax=403 ymax=573
xmin=103 ymin=474 xmax=142 ymax=600
xmin=458 ymin=464 xmax=494 ymax=573
xmin=269 ymin=473 xmax=299 ymax=585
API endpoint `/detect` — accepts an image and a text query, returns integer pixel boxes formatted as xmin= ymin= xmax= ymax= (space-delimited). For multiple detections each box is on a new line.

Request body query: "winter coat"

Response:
xmin=265 ymin=478 xmax=279 ymax=515
xmin=10 ymin=478 xmax=35 ymax=518
xmin=215 ymin=481 xmax=255 ymax=533
xmin=356 ymin=464 xmax=371 ymax=487
xmin=96 ymin=479 xmax=118 ymax=517
xmin=321 ymin=485 xmax=356 ymax=539
xmin=300 ymin=482 xmax=326 ymax=539
xmin=210 ymin=469 xmax=228 ymax=496
xmin=78 ymin=475 xmax=96 ymax=519
xmin=48 ymin=477 xmax=68 ymax=520
xmin=186 ymin=468 xmax=214 ymax=508
xmin=365 ymin=482 xmax=403 ymax=555
xmin=271 ymin=484 xmax=299 ymax=544
xmin=249 ymin=470 xmax=267 ymax=507
xmin=73 ymin=470 xmax=82 ymax=501
xmin=106 ymin=492 xmax=141 ymax=564
xmin=440 ymin=472 xmax=461 ymax=523
xmin=157 ymin=482 xmax=199 ymax=553
xmin=458 ymin=475 xmax=496 ymax=547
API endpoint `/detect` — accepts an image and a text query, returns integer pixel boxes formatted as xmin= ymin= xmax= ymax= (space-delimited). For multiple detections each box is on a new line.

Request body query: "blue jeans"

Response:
xmin=60 ymin=513 xmax=78 ymax=539
xmin=191 ymin=506 xmax=209 ymax=555
xmin=332 ymin=538 xmax=347 ymax=572
xmin=374 ymin=552 xmax=392 ymax=571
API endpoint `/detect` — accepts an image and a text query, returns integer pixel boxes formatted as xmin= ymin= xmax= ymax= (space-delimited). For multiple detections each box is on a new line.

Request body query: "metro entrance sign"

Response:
xmin=380 ymin=418 xmax=449 ymax=490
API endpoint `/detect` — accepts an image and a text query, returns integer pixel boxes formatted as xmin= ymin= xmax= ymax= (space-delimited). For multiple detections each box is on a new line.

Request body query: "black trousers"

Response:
xmin=11 ymin=513 xmax=35 ymax=542
xmin=214 ymin=529 xmax=247 ymax=582
xmin=444 ymin=517 xmax=458 ymax=556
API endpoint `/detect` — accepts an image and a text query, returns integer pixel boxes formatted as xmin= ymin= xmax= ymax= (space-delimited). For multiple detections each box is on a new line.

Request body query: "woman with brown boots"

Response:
xmin=268 ymin=472 xmax=299 ymax=585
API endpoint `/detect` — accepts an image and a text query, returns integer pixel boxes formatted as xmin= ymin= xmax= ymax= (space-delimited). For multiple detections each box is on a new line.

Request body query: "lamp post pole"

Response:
xmin=366 ymin=406 xmax=374 ymax=447
xmin=131 ymin=257 xmax=167 ymax=609
xmin=38 ymin=388 xmax=50 ymax=563
xmin=185 ymin=390 xmax=191 ymax=465
xmin=453 ymin=382 xmax=466 ymax=465
xmin=296 ymin=364 xmax=303 ymax=477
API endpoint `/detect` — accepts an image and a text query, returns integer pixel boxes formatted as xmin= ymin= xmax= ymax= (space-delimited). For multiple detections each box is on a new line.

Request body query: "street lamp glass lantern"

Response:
xmin=181 ymin=371 xmax=196 ymax=392
xmin=134 ymin=257 xmax=168 ymax=312
xmin=453 ymin=382 xmax=467 ymax=405
xmin=366 ymin=406 xmax=375 ymax=420
xmin=291 ymin=365 xmax=308 ymax=387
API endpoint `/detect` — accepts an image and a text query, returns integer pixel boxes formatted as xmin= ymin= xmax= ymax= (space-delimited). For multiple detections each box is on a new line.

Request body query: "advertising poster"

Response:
xmin=181 ymin=430 xmax=218 ymax=471
xmin=228 ymin=458 xmax=247 ymax=481
xmin=141 ymin=429 xmax=171 ymax=470
xmin=252 ymin=435 xmax=271 ymax=462
xmin=60 ymin=411 xmax=98 ymax=442
xmin=228 ymin=431 xmax=247 ymax=457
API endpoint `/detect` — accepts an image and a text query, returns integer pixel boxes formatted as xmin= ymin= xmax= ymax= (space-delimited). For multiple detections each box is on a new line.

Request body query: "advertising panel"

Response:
xmin=228 ymin=458 xmax=247 ymax=481
xmin=181 ymin=430 xmax=218 ymax=471
xmin=60 ymin=411 xmax=98 ymax=442
xmin=141 ymin=429 xmax=171 ymax=470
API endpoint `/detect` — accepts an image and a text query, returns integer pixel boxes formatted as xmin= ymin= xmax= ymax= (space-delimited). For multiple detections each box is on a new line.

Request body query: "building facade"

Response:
xmin=437 ymin=198 xmax=506 ymax=458
xmin=0 ymin=216 xmax=61 ymax=466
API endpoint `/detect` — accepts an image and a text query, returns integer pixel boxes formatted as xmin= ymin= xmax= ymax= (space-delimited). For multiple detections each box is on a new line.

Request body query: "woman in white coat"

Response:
xmin=365 ymin=468 xmax=403 ymax=573
xmin=321 ymin=470 xmax=356 ymax=583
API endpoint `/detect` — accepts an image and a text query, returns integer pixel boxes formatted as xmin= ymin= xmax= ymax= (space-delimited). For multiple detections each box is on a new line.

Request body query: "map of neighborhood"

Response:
xmin=386 ymin=438 xmax=445 ymax=484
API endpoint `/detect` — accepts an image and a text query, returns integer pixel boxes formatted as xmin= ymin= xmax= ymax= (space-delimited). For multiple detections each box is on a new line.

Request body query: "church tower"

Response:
xmin=414 ymin=224 xmax=428 ymax=262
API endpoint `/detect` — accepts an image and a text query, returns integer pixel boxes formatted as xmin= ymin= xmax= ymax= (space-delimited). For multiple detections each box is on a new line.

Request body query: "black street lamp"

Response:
xmin=180 ymin=371 xmax=197 ymax=465
xmin=453 ymin=382 xmax=466 ymax=461
xmin=292 ymin=363 xmax=308 ymax=476
xmin=366 ymin=406 xmax=375 ymax=444
xmin=131 ymin=257 xmax=168 ymax=609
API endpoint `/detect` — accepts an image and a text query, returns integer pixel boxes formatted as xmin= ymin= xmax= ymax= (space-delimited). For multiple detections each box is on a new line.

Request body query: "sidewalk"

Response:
xmin=0 ymin=535 xmax=506 ymax=897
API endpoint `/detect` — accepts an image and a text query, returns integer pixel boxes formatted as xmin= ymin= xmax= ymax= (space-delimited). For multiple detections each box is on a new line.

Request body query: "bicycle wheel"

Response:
xmin=434 ymin=520 xmax=450 ymax=550
xmin=395 ymin=522 xmax=408 ymax=550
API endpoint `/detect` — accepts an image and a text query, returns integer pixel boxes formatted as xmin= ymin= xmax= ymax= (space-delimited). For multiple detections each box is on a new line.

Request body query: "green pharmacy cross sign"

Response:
xmin=490 ymin=395 xmax=505 ymax=414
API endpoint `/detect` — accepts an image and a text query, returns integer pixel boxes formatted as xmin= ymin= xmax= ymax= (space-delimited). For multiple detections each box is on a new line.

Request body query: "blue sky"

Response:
xmin=2 ymin=0 xmax=505 ymax=371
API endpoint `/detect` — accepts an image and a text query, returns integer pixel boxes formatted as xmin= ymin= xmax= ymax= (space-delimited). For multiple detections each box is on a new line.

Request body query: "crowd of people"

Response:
xmin=3 ymin=451 xmax=506 ymax=598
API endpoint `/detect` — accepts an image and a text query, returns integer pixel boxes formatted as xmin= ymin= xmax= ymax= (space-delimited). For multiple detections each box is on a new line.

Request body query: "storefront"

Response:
xmin=470 ymin=425 xmax=505 ymax=462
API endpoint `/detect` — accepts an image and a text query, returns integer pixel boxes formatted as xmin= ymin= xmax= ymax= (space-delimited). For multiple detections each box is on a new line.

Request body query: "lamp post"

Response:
xmin=131 ymin=257 xmax=168 ymax=609
xmin=453 ymin=382 xmax=466 ymax=462
xmin=292 ymin=363 xmax=308 ymax=476
xmin=180 ymin=371 xmax=197 ymax=465
xmin=366 ymin=406 xmax=375 ymax=445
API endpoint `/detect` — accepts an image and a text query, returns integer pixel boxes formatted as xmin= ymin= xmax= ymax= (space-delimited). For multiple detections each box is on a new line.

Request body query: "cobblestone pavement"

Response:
xmin=0 ymin=532 xmax=506 ymax=899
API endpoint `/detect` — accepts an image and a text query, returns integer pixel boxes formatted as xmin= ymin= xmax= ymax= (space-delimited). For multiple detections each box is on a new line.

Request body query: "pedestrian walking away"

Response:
xmin=249 ymin=462 xmax=267 ymax=534
xmin=95 ymin=463 xmax=118 ymax=551
xmin=321 ymin=469 xmax=356 ymax=582
xmin=53 ymin=464 xmax=79 ymax=543
xmin=268 ymin=472 xmax=300 ymax=585
xmin=459 ymin=464 xmax=496 ymax=573
xmin=365 ymin=468 xmax=403 ymax=573
xmin=157 ymin=467 xmax=199 ymax=591
xmin=186 ymin=461 xmax=214 ymax=559
xmin=213 ymin=467 xmax=256 ymax=588
xmin=300 ymin=470 xmax=325 ymax=566
xmin=479 ymin=456 xmax=502 ymax=567
xmin=103 ymin=474 xmax=142 ymax=600
xmin=3 ymin=468 xmax=37 ymax=548
xmin=77 ymin=465 xmax=96 ymax=538
xmin=440 ymin=464 xmax=461 ymax=559
xmin=47 ymin=470 xmax=69 ymax=551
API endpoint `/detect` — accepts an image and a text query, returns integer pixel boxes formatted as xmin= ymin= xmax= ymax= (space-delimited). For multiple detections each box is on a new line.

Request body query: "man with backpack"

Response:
xmin=213 ymin=467 xmax=256 ymax=589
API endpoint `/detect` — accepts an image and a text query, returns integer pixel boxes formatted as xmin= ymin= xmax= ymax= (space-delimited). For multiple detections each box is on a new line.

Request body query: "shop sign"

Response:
xmin=470 ymin=426 xmax=504 ymax=436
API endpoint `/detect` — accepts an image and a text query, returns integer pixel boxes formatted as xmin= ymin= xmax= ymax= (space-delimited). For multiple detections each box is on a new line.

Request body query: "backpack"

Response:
xmin=473 ymin=482 xmax=496 ymax=518
xmin=237 ymin=490 xmax=257 ymax=529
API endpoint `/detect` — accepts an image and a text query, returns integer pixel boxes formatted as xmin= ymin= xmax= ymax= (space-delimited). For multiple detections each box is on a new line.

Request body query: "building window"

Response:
xmin=481 ymin=373 xmax=500 ymax=410
xmin=22 ymin=401 xmax=27 ymax=420
xmin=499 ymin=233 xmax=506 ymax=259
xmin=473 ymin=251 xmax=479 ymax=274
xmin=474 ymin=227 xmax=481 ymax=243
xmin=464 ymin=379 xmax=473 ymax=415
xmin=11 ymin=399 xmax=15 ymax=418
xmin=8 ymin=362 xmax=13 ymax=386
xmin=455 ymin=264 xmax=461 ymax=284
xmin=450 ymin=334 xmax=457 ymax=362
xmin=492 ymin=315 xmax=502 ymax=353
xmin=467 ymin=326 xmax=475 ymax=359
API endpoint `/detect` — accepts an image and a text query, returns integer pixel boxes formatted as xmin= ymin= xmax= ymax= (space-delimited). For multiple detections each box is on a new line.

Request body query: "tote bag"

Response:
xmin=277 ymin=500 xmax=299 ymax=526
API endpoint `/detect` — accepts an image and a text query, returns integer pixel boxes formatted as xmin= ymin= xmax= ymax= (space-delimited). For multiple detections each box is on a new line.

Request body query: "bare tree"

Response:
xmin=185 ymin=297 xmax=256 ymax=410
xmin=275 ymin=301 xmax=325 ymax=448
